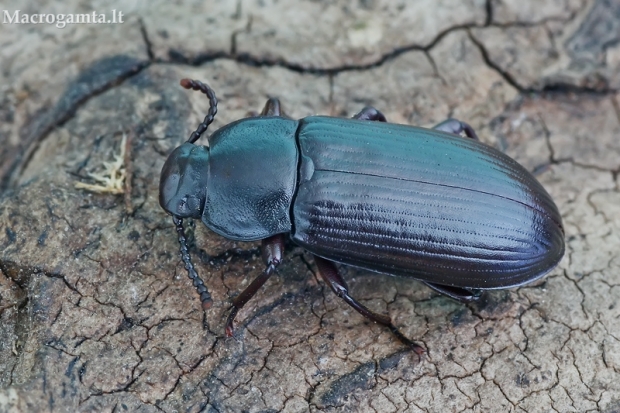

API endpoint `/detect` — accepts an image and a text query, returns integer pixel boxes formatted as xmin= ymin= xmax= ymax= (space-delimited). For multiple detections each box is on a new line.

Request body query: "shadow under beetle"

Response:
xmin=159 ymin=79 xmax=565 ymax=354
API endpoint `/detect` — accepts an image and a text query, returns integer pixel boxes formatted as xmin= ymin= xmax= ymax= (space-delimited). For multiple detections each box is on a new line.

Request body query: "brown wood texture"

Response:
xmin=1 ymin=0 xmax=619 ymax=412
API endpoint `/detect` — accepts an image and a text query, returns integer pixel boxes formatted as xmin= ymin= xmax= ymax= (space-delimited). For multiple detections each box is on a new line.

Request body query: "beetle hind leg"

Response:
xmin=353 ymin=106 xmax=387 ymax=122
xmin=313 ymin=256 xmax=425 ymax=355
xmin=433 ymin=118 xmax=479 ymax=140
xmin=423 ymin=282 xmax=482 ymax=303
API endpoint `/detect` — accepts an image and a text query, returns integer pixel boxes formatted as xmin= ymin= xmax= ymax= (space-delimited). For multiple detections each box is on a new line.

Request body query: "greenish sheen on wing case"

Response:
xmin=291 ymin=116 xmax=564 ymax=289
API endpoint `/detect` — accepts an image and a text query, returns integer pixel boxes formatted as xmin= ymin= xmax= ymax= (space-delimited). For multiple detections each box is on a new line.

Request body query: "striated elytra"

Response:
xmin=159 ymin=79 xmax=565 ymax=354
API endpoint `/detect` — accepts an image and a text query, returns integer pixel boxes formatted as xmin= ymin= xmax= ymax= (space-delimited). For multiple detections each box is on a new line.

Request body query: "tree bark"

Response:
xmin=1 ymin=1 xmax=619 ymax=412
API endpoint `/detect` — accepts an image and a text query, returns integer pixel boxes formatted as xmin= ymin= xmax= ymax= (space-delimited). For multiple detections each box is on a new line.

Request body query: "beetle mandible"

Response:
xmin=159 ymin=79 xmax=565 ymax=354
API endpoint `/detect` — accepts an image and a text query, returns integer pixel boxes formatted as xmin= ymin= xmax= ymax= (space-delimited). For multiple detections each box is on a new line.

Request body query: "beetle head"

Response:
xmin=159 ymin=142 xmax=209 ymax=219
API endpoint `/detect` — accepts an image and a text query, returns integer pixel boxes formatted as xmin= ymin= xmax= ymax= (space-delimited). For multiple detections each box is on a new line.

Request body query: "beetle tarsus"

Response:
xmin=388 ymin=326 xmax=426 ymax=356
xmin=313 ymin=255 xmax=425 ymax=354
xmin=225 ymin=308 xmax=239 ymax=337
xmin=423 ymin=282 xmax=482 ymax=303
xmin=353 ymin=106 xmax=387 ymax=122
xmin=225 ymin=234 xmax=286 ymax=336
xmin=173 ymin=216 xmax=213 ymax=309
xmin=226 ymin=263 xmax=276 ymax=335
xmin=179 ymin=78 xmax=218 ymax=144
xmin=433 ymin=118 xmax=479 ymax=140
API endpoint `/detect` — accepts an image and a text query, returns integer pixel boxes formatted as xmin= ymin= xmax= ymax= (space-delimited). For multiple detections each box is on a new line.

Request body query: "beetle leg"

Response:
xmin=245 ymin=101 xmax=280 ymax=118
xmin=423 ymin=282 xmax=482 ymax=303
xmin=225 ymin=234 xmax=286 ymax=337
xmin=259 ymin=97 xmax=294 ymax=119
xmin=313 ymin=256 xmax=425 ymax=355
xmin=353 ymin=106 xmax=387 ymax=122
xmin=433 ymin=118 xmax=479 ymax=140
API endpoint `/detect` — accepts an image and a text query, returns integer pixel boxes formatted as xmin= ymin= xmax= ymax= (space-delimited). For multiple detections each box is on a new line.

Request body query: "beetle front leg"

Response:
xmin=313 ymin=256 xmax=425 ymax=355
xmin=433 ymin=118 xmax=479 ymax=140
xmin=353 ymin=106 xmax=387 ymax=122
xmin=260 ymin=98 xmax=283 ymax=116
xmin=246 ymin=98 xmax=291 ymax=118
xmin=225 ymin=234 xmax=286 ymax=337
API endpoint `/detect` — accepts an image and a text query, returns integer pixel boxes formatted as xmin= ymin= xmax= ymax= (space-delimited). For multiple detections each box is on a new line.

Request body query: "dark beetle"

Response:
xmin=159 ymin=79 xmax=565 ymax=354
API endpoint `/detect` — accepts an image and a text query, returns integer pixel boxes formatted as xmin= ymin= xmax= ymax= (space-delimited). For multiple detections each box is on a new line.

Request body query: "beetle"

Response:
xmin=159 ymin=78 xmax=565 ymax=354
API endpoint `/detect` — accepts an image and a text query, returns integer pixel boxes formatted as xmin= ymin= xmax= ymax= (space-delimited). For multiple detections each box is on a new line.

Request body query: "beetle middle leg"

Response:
xmin=433 ymin=118 xmax=479 ymax=140
xmin=225 ymin=233 xmax=286 ymax=337
xmin=313 ymin=256 xmax=425 ymax=355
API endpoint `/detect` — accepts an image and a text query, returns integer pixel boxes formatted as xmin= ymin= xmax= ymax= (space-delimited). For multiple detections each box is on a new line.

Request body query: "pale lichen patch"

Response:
xmin=74 ymin=134 xmax=127 ymax=194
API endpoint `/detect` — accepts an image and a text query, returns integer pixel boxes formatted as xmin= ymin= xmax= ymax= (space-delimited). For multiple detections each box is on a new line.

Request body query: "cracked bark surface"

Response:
xmin=1 ymin=0 xmax=619 ymax=412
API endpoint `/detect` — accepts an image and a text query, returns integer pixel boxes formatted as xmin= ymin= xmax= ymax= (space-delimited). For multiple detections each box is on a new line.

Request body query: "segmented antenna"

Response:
xmin=173 ymin=216 xmax=213 ymax=310
xmin=179 ymin=78 xmax=218 ymax=144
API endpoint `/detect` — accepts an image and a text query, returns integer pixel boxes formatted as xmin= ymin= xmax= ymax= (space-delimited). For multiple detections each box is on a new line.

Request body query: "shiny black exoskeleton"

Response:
xmin=159 ymin=79 xmax=565 ymax=354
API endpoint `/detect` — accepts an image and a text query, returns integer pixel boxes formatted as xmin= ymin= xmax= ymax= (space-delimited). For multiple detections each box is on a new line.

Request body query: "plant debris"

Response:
xmin=75 ymin=134 xmax=127 ymax=194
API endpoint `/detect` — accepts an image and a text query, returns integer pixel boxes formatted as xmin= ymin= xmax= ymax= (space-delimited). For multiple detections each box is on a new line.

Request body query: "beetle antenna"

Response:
xmin=173 ymin=216 xmax=213 ymax=310
xmin=180 ymin=78 xmax=218 ymax=144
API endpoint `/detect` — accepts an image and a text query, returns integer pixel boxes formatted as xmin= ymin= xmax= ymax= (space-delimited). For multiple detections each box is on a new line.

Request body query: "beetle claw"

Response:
xmin=225 ymin=307 xmax=239 ymax=337
xmin=412 ymin=345 xmax=426 ymax=356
